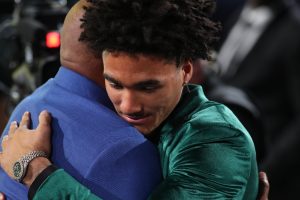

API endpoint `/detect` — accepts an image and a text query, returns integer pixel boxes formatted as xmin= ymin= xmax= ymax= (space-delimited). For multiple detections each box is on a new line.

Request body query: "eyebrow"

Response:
xmin=103 ymin=74 xmax=122 ymax=85
xmin=103 ymin=73 xmax=161 ymax=88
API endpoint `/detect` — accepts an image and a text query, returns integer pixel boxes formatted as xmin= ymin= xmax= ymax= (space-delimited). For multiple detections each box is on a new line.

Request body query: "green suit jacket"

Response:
xmin=32 ymin=85 xmax=258 ymax=200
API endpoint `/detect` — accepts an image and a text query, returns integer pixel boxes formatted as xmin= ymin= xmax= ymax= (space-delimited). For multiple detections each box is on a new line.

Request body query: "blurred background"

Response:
xmin=198 ymin=0 xmax=300 ymax=199
xmin=0 ymin=0 xmax=299 ymax=199
xmin=0 ymin=0 xmax=79 ymax=130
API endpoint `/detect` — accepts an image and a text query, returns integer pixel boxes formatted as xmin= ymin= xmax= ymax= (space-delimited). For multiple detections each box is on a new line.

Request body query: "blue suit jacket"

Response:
xmin=0 ymin=67 xmax=162 ymax=200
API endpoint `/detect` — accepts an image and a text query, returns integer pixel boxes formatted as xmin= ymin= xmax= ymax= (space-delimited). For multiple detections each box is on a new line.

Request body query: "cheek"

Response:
xmin=151 ymin=90 xmax=181 ymax=116
xmin=159 ymin=85 xmax=183 ymax=113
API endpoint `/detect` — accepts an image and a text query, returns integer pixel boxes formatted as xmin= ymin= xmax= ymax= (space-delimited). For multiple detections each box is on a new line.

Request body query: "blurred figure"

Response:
xmin=0 ymin=0 xmax=14 ymax=22
xmin=214 ymin=0 xmax=246 ymax=24
xmin=0 ymin=0 xmax=68 ymax=105
xmin=209 ymin=0 xmax=300 ymax=199
xmin=0 ymin=67 xmax=12 ymax=135
xmin=0 ymin=87 xmax=9 ymax=135
xmin=213 ymin=0 xmax=247 ymax=48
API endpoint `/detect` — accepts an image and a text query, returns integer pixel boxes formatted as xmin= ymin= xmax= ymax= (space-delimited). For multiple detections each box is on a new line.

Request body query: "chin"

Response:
xmin=136 ymin=126 xmax=153 ymax=136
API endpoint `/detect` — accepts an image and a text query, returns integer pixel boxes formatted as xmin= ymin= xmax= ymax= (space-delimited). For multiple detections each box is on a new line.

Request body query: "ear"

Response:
xmin=181 ymin=60 xmax=193 ymax=83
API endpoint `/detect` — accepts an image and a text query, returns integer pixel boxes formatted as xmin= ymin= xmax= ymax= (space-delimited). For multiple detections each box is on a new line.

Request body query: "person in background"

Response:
xmin=203 ymin=0 xmax=300 ymax=198
xmin=0 ymin=67 xmax=13 ymax=135
xmin=213 ymin=0 xmax=247 ymax=48
xmin=0 ymin=82 xmax=10 ymax=135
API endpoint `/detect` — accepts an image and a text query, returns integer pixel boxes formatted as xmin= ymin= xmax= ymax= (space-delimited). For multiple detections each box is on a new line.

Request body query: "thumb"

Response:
xmin=0 ymin=192 xmax=6 ymax=200
xmin=36 ymin=110 xmax=52 ymax=137
xmin=258 ymin=172 xmax=269 ymax=200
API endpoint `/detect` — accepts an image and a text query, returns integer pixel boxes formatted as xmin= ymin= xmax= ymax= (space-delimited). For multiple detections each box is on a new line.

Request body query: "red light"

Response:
xmin=46 ymin=31 xmax=60 ymax=48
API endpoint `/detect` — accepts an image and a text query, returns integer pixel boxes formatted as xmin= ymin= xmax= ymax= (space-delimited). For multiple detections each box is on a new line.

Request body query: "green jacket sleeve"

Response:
xmin=148 ymin=126 xmax=258 ymax=200
xmin=33 ymin=169 xmax=101 ymax=200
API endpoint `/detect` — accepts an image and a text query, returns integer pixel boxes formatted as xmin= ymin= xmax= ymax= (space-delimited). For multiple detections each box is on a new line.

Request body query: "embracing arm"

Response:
xmin=148 ymin=127 xmax=258 ymax=200
xmin=0 ymin=111 xmax=161 ymax=200
xmin=30 ymin=165 xmax=100 ymax=200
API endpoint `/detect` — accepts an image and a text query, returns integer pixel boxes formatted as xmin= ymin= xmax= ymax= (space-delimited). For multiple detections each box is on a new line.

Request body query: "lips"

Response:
xmin=121 ymin=114 xmax=151 ymax=125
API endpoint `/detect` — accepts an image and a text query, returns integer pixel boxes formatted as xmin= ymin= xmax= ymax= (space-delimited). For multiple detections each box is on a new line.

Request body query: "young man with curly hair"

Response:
xmin=0 ymin=0 xmax=259 ymax=199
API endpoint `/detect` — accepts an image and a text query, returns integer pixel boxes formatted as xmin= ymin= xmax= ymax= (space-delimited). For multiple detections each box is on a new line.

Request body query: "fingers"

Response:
xmin=38 ymin=110 xmax=51 ymax=127
xmin=19 ymin=111 xmax=31 ymax=128
xmin=2 ymin=135 xmax=9 ymax=142
xmin=0 ymin=192 xmax=6 ymax=200
xmin=259 ymin=171 xmax=270 ymax=189
xmin=258 ymin=171 xmax=269 ymax=200
xmin=8 ymin=121 xmax=18 ymax=136
xmin=1 ymin=135 xmax=9 ymax=150
xmin=37 ymin=110 xmax=52 ymax=135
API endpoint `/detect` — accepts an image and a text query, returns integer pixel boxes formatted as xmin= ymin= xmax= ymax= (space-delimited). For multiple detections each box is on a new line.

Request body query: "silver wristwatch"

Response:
xmin=12 ymin=151 xmax=48 ymax=183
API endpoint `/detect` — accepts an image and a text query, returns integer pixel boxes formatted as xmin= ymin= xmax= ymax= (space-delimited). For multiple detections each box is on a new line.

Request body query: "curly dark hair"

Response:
xmin=79 ymin=0 xmax=221 ymax=63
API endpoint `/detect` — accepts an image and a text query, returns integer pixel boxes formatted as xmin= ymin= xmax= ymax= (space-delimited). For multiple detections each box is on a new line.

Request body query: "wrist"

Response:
xmin=23 ymin=157 xmax=52 ymax=187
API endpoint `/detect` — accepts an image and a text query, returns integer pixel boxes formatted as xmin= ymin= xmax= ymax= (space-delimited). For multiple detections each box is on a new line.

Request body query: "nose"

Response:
xmin=119 ymin=90 xmax=142 ymax=115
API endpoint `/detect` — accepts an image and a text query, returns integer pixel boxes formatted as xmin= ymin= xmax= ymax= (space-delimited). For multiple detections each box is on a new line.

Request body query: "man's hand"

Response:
xmin=0 ymin=111 xmax=52 ymax=187
xmin=0 ymin=192 xmax=5 ymax=200
xmin=257 ymin=171 xmax=270 ymax=200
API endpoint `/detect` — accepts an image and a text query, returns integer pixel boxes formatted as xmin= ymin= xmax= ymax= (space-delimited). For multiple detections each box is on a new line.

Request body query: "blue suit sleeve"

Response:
xmin=32 ymin=135 xmax=162 ymax=200
xmin=83 ymin=137 xmax=162 ymax=200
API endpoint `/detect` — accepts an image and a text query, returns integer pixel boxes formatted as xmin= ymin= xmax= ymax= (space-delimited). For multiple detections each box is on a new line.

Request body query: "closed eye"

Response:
xmin=136 ymin=85 xmax=160 ymax=93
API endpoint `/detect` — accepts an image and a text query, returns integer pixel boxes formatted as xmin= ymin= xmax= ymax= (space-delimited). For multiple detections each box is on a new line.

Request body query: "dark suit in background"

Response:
xmin=215 ymin=0 xmax=300 ymax=199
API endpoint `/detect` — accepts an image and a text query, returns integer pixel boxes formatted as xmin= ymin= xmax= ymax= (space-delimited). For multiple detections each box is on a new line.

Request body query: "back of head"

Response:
xmin=79 ymin=0 xmax=221 ymax=64
xmin=60 ymin=0 xmax=103 ymax=85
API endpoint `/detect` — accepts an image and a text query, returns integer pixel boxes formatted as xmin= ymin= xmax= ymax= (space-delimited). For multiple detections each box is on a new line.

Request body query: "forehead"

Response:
xmin=102 ymin=52 xmax=179 ymax=81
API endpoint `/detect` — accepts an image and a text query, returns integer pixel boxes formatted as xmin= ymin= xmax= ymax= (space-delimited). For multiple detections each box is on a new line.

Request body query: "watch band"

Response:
xmin=13 ymin=151 xmax=48 ymax=183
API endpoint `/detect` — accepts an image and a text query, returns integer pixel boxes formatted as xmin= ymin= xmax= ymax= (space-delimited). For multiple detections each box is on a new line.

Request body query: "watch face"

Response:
xmin=13 ymin=161 xmax=24 ymax=180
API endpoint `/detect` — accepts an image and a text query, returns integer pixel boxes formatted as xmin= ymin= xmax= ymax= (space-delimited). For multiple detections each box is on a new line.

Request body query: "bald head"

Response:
xmin=60 ymin=0 xmax=104 ymax=86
